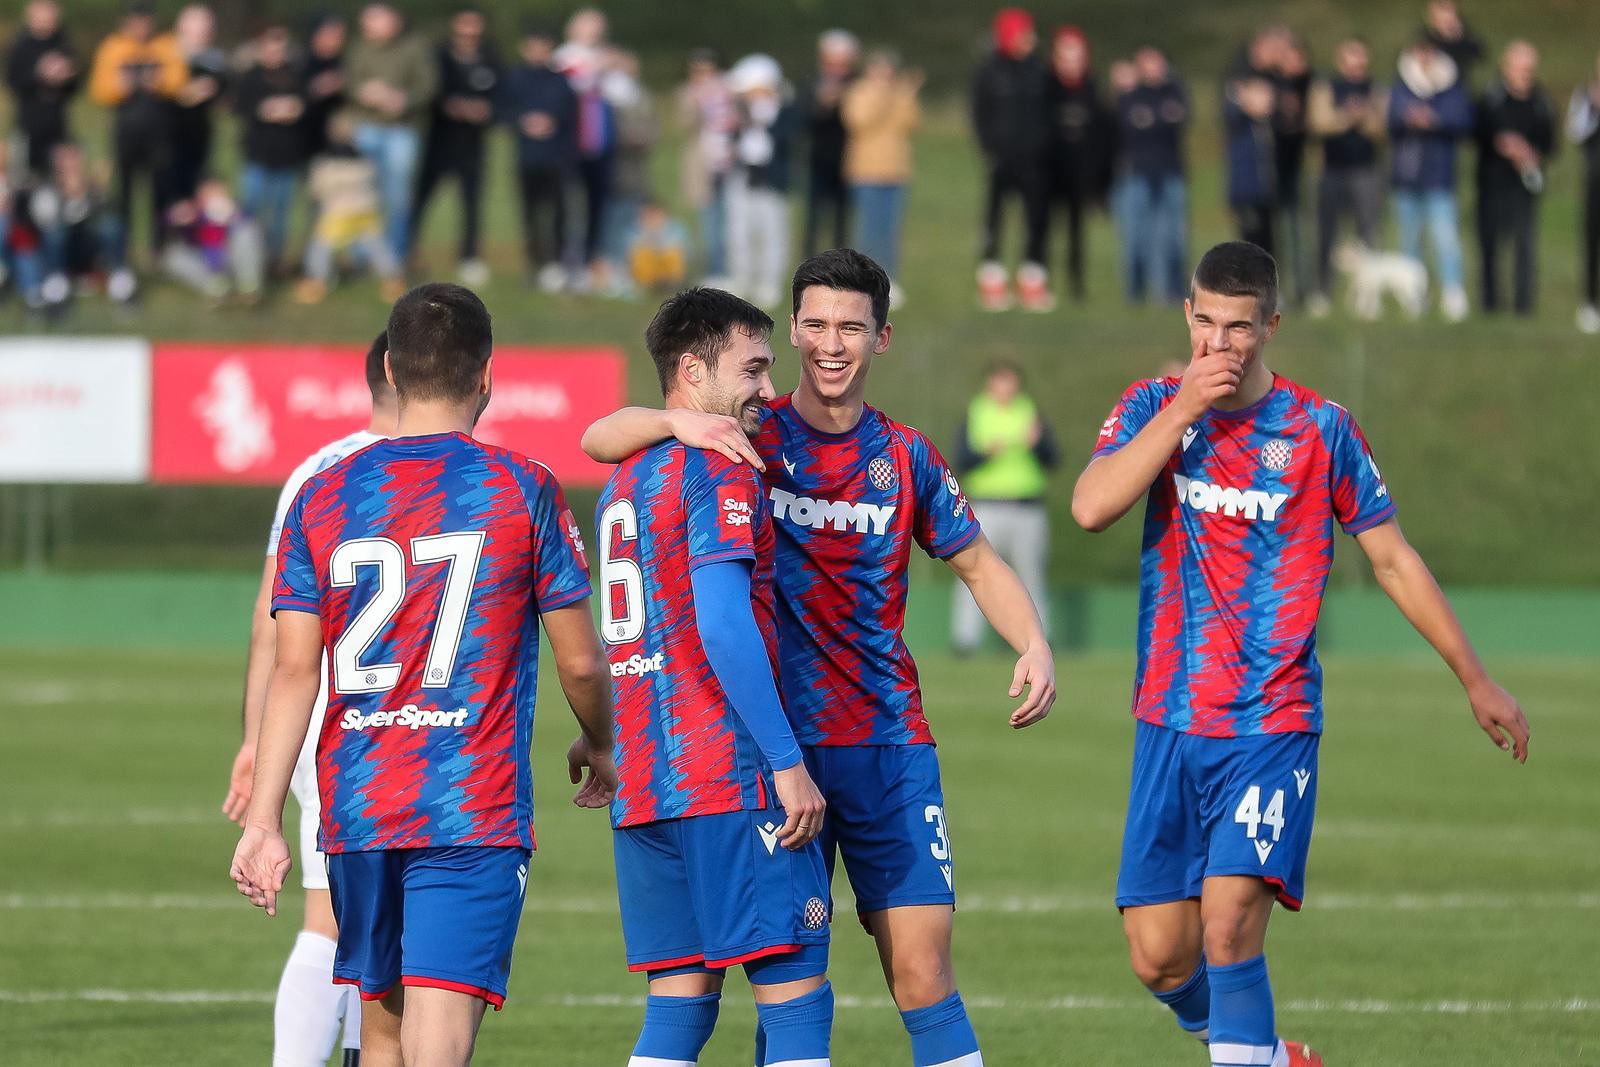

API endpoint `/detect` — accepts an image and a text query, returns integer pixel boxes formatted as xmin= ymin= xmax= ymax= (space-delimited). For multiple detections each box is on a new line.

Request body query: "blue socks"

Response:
xmin=754 ymin=982 xmax=834 ymax=1066
xmin=629 ymin=992 xmax=720 ymax=1066
xmin=1206 ymin=956 xmax=1282 ymax=1067
xmin=1152 ymin=960 xmax=1211 ymax=1041
xmin=901 ymin=991 xmax=983 ymax=1066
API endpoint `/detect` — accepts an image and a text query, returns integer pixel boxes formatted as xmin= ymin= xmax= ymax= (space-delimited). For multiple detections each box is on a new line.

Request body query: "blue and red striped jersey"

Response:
xmin=1093 ymin=373 xmax=1396 ymax=737
xmin=753 ymin=395 xmax=981 ymax=746
xmin=272 ymin=431 xmax=592 ymax=853
xmin=596 ymin=442 xmax=778 ymax=828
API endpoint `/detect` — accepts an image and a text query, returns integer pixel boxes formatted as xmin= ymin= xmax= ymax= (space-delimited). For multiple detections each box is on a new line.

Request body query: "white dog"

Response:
xmin=1334 ymin=243 xmax=1429 ymax=320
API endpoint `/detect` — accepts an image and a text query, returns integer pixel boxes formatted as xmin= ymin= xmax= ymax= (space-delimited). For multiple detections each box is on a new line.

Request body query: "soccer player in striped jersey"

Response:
xmin=230 ymin=284 xmax=618 ymax=1067
xmin=599 ymin=288 xmax=834 ymax=1067
xmin=223 ymin=331 xmax=394 ymax=1067
xmin=1072 ymin=242 xmax=1530 ymax=1067
xmin=585 ymin=250 xmax=1056 ymax=1067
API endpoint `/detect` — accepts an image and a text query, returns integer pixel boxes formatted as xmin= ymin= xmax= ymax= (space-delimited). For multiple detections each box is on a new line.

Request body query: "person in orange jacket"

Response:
xmin=89 ymin=0 xmax=186 ymax=262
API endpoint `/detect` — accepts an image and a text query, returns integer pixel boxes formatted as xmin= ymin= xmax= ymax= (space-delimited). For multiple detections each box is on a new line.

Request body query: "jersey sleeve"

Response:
xmin=270 ymin=488 xmax=321 ymax=617
xmin=527 ymin=473 xmax=593 ymax=612
xmin=909 ymin=432 xmax=982 ymax=560
xmin=266 ymin=456 xmax=317 ymax=556
xmin=1092 ymin=379 xmax=1166 ymax=458
xmin=683 ymin=452 xmax=761 ymax=569
xmin=1326 ymin=405 xmax=1397 ymax=534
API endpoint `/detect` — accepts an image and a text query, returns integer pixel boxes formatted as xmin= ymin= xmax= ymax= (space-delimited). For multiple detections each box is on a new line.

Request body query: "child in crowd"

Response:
xmin=161 ymin=177 xmax=264 ymax=305
xmin=626 ymin=198 xmax=687 ymax=292
xmin=296 ymin=115 xmax=406 ymax=304
xmin=30 ymin=142 xmax=136 ymax=306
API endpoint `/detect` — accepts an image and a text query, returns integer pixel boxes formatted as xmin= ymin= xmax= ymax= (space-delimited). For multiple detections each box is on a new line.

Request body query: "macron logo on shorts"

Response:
xmin=757 ymin=820 xmax=781 ymax=856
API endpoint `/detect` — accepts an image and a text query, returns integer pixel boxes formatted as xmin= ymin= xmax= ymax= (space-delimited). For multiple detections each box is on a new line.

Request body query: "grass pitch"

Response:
xmin=2 ymin=642 xmax=1595 ymax=1065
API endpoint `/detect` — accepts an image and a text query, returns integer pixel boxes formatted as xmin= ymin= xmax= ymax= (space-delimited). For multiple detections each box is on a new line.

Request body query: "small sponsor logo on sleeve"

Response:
xmin=722 ymin=497 xmax=753 ymax=526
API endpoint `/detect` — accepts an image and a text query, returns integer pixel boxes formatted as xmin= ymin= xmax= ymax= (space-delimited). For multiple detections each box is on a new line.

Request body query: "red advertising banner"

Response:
xmin=150 ymin=342 xmax=623 ymax=486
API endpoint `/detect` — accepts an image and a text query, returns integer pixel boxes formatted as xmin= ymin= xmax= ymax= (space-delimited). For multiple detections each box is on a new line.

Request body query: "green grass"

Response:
xmin=2 ymin=643 xmax=1595 ymax=1065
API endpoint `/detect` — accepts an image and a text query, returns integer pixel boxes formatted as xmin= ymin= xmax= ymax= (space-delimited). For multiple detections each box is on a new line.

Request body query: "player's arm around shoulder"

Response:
xmin=1354 ymin=519 xmax=1530 ymax=763
xmin=944 ymin=534 xmax=1056 ymax=729
xmin=581 ymin=406 xmax=764 ymax=469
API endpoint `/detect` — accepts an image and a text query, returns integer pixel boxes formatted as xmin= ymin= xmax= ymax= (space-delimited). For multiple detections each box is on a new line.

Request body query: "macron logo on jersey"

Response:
xmin=609 ymin=652 xmax=666 ymax=679
xmin=769 ymin=488 xmax=896 ymax=536
xmin=1174 ymin=473 xmax=1289 ymax=522
xmin=339 ymin=705 xmax=469 ymax=731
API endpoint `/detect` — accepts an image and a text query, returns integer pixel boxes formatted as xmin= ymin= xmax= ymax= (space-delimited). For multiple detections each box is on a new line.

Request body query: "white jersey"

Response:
xmin=269 ymin=428 xmax=382 ymax=888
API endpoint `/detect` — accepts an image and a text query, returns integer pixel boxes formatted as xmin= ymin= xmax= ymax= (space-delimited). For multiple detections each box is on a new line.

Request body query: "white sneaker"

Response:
xmin=1441 ymin=285 xmax=1469 ymax=323
xmin=1576 ymin=305 xmax=1600 ymax=335
xmin=535 ymin=263 xmax=567 ymax=294
xmin=108 ymin=268 xmax=138 ymax=304
xmin=458 ymin=259 xmax=490 ymax=287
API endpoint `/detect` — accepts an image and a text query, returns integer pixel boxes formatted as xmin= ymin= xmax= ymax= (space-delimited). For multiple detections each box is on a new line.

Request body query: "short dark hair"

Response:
xmin=385 ymin=283 xmax=493 ymax=403
xmin=791 ymin=248 xmax=890 ymax=331
xmin=1191 ymin=241 xmax=1279 ymax=320
xmin=645 ymin=287 xmax=773 ymax=396
xmin=364 ymin=330 xmax=393 ymax=400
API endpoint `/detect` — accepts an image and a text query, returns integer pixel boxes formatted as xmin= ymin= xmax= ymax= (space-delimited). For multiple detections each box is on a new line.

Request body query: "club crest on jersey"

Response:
xmin=867 ymin=456 xmax=897 ymax=491
xmin=803 ymin=896 xmax=828 ymax=930
xmin=1260 ymin=439 xmax=1294 ymax=471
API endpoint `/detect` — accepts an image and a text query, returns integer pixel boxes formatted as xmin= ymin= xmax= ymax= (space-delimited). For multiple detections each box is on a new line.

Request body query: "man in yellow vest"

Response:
xmin=952 ymin=361 xmax=1058 ymax=654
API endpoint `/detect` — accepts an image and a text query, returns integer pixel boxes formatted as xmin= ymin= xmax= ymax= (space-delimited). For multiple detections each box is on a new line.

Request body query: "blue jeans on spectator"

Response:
xmin=1116 ymin=172 xmax=1188 ymax=303
xmin=700 ymin=174 xmax=727 ymax=279
xmin=1392 ymin=187 xmax=1464 ymax=293
xmin=352 ymin=122 xmax=420 ymax=262
xmin=851 ymin=183 xmax=907 ymax=281
xmin=240 ymin=163 xmax=299 ymax=270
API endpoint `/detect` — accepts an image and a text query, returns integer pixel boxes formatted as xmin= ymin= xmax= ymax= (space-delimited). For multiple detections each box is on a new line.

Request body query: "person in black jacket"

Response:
xmin=972 ymin=7 xmax=1054 ymax=311
xmin=6 ymin=1 xmax=80 ymax=177
xmin=1046 ymin=26 xmax=1112 ymax=303
xmin=234 ymin=24 xmax=308 ymax=276
xmin=1567 ymin=51 xmax=1600 ymax=334
xmin=411 ymin=7 xmax=501 ymax=285
xmin=301 ymin=14 xmax=346 ymax=159
xmin=169 ymin=4 xmax=227 ymax=202
xmin=501 ymin=25 xmax=577 ymax=289
xmin=802 ymin=29 xmax=857 ymax=256
xmin=1475 ymin=40 xmax=1554 ymax=315
xmin=1424 ymin=1 xmax=1485 ymax=85
xmin=1114 ymin=47 xmax=1190 ymax=304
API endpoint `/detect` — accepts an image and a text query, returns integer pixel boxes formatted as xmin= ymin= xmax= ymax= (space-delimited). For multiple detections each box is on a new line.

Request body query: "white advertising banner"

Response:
xmin=0 ymin=337 xmax=151 ymax=483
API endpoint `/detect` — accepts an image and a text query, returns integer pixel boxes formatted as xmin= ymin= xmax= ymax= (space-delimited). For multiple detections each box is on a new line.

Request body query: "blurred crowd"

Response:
xmin=2 ymin=0 xmax=1599 ymax=331
xmin=973 ymin=2 xmax=1600 ymax=332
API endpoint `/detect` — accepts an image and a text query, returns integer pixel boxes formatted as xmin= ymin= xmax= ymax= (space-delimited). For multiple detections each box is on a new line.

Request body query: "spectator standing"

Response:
xmin=601 ymin=48 xmax=657 ymax=294
xmin=501 ymin=25 xmax=577 ymax=290
xmin=723 ymin=53 xmax=796 ymax=307
xmin=972 ymin=8 xmax=1054 ymax=312
xmin=301 ymin=15 xmax=347 ymax=159
xmin=1223 ymin=68 xmax=1278 ymax=254
xmin=1273 ymin=35 xmax=1312 ymax=307
xmin=802 ymin=29 xmax=857 ymax=256
xmin=675 ymin=48 xmax=734 ymax=281
xmin=168 ymin=4 xmax=227 ymax=202
xmin=1423 ymin=1 xmax=1485 ymax=84
xmin=344 ymin=2 xmax=437 ymax=265
xmin=0 ymin=144 xmax=47 ymax=308
xmin=1474 ymin=41 xmax=1554 ymax=316
xmin=411 ymin=7 xmax=500 ymax=286
xmin=1388 ymin=36 xmax=1473 ymax=321
xmin=1113 ymin=47 xmax=1190 ymax=304
xmin=89 ymin=1 xmax=187 ymax=261
xmin=234 ymin=24 xmax=309 ymax=277
xmin=950 ymin=362 xmax=1057 ymax=656
xmin=1567 ymin=51 xmax=1600 ymax=335
xmin=1308 ymin=37 xmax=1387 ymax=315
xmin=1046 ymin=27 xmax=1113 ymax=304
xmin=554 ymin=7 xmax=615 ymax=291
xmin=841 ymin=49 xmax=920 ymax=306
xmin=6 ymin=0 xmax=81 ymax=177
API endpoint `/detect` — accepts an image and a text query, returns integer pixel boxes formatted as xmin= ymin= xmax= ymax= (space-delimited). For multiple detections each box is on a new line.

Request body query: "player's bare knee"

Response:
xmin=1201 ymin=906 xmax=1265 ymax=965
xmin=1125 ymin=939 xmax=1201 ymax=992
xmin=888 ymin=950 xmax=956 ymax=1010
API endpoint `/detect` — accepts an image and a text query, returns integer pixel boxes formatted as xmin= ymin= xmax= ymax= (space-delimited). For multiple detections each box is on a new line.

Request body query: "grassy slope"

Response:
xmin=1 ymin=645 xmax=1595 ymax=1065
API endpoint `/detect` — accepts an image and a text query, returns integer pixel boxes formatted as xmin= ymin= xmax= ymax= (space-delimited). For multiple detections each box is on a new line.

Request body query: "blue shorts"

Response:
xmin=805 ymin=744 xmax=955 ymax=917
xmin=613 ymin=807 xmax=830 ymax=973
xmin=1117 ymin=720 xmax=1319 ymax=911
xmin=328 ymin=845 xmax=531 ymax=1009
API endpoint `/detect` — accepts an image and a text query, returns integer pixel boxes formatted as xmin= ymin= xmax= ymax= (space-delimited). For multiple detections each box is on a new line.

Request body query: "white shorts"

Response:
xmin=290 ymin=694 xmax=330 ymax=891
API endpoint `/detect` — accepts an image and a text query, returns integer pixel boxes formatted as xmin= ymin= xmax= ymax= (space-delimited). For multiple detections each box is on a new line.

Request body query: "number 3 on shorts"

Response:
xmin=924 ymin=805 xmax=951 ymax=861
xmin=1233 ymin=785 xmax=1286 ymax=843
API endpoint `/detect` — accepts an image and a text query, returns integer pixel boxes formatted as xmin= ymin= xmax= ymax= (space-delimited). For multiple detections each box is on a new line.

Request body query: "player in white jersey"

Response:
xmin=222 ymin=333 xmax=396 ymax=1067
